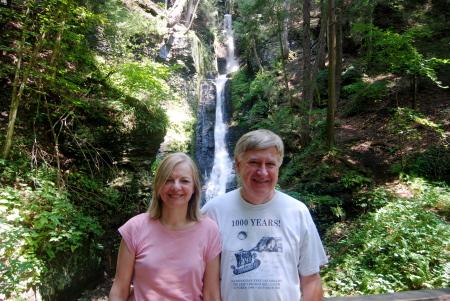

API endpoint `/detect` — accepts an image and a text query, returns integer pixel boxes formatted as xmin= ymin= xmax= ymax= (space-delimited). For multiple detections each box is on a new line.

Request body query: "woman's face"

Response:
xmin=160 ymin=161 xmax=195 ymax=211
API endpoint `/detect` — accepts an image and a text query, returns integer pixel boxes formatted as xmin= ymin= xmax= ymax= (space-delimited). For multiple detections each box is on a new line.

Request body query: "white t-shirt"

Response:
xmin=202 ymin=189 xmax=328 ymax=301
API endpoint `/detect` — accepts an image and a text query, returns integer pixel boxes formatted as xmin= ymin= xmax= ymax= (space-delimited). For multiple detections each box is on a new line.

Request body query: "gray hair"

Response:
xmin=234 ymin=129 xmax=284 ymax=164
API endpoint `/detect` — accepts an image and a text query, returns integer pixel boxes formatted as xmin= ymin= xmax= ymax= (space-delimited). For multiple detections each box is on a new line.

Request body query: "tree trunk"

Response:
xmin=302 ymin=0 xmax=312 ymax=106
xmin=167 ymin=0 xmax=188 ymax=27
xmin=326 ymin=0 xmax=336 ymax=149
xmin=185 ymin=0 xmax=200 ymax=31
xmin=309 ymin=1 xmax=327 ymax=107
xmin=412 ymin=73 xmax=417 ymax=110
xmin=2 ymin=18 xmax=46 ymax=159
xmin=252 ymin=39 xmax=264 ymax=72
xmin=300 ymin=0 xmax=312 ymax=147
xmin=318 ymin=0 xmax=327 ymax=70
xmin=184 ymin=0 xmax=194 ymax=27
xmin=279 ymin=32 xmax=291 ymax=106
xmin=281 ymin=0 xmax=290 ymax=60
xmin=335 ymin=5 xmax=343 ymax=110
xmin=45 ymin=17 xmax=66 ymax=188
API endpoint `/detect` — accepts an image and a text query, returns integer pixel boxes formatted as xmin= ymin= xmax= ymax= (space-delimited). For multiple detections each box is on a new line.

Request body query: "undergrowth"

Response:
xmin=322 ymin=178 xmax=450 ymax=297
xmin=0 ymin=156 xmax=109 ymax=298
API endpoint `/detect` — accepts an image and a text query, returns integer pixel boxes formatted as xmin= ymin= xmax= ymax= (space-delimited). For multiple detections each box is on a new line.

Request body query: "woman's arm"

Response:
xmin=202 ymin=254 xmax=221 ymax=301
xmin=109 ymin=239 xmax=135 ymax=301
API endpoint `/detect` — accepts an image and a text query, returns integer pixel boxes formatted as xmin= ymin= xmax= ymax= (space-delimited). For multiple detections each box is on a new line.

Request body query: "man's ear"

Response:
xmin=234 ymin=157 xmax=240 ymax=175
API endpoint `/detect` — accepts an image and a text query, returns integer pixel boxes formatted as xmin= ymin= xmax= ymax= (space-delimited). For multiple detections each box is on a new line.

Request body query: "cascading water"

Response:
xmin=224 ymin=14 xmax=239 ymax=73
xmin=204 ymin=14 xmax=238 ymax=202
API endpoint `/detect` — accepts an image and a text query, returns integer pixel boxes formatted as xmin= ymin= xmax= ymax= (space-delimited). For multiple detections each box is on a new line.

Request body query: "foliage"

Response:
xmin=0 ymin=159 xmax=103 ymax=298
xmin=254 ymin=106 xmax=301 ymax=136
xmin=231 ymin=67 xmax=252 ymax=112
xmin=322 ymin=180 xmax=450 ymax=297
xmin=230 ymin=68 xmax=284 ymax=127
xmin=233 ymin=0 xmax=278 ymax=65
xmin=354 ymin=23 xmax=449 ymax=88
xmin=341 ymin=77 xmax=389 ymax=117
xmin=404 ymin=145 xmax=450 ymax=182
xmin=290 ymin=189 xmax=345 ymax=221
xmin=279 ymin=139 xmax=326 ymax=187
xmin=97 ymin=0 xmax=166 ymax=58
xmin=388 ymin=107 xmax=447 ymax=170
xmin=98 ymin=57 xmax=178 ymax=101
xmin=341 ymin=173 xmax=372 ymax=191
xmin=354 ymin=187 xmax=395 ymax=213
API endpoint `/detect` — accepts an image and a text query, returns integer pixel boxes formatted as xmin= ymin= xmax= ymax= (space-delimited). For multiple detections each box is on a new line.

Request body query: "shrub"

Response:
xmin=0 ymin=159 xmax=103 ymax=298
xmin=322 ymin=181 xmax=450 ymax=297
xmin=405 ymin=145 xmax=450 ymax=182
xmin=341 ymin=78 xmax=389 ymax=117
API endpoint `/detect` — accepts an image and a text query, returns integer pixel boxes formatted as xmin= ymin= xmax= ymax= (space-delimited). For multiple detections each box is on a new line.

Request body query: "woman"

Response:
xmin=109 ymin=153 xmax=222 ymax=301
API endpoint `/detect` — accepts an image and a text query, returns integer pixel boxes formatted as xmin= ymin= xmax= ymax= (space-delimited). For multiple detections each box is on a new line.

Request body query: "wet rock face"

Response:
xmin=195 ymin=77 xmax=216 ymax=180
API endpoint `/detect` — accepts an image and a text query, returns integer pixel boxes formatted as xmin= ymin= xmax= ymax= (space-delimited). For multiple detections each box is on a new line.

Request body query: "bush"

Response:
xmin=405 ymin=145 xmax=450 ymax=182
xmin=341 ymin=78 xmax=389 ymax=117
xmin=322 ymin=181 xmax=450 ymax=297
xmin=0 ymin=159 xmax=103 ymax=298
xmin=282 ymin=189 xmax=345 ymax=232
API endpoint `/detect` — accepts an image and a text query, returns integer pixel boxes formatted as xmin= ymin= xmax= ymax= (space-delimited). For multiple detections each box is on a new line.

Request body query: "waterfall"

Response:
xmin=224 ymin=14 xmax=239 ymax=73
xmin=203 ymin=14 xmax=238 ymax=203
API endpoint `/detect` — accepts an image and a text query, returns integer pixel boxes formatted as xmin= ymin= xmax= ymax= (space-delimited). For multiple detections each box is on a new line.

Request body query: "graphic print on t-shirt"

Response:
xmin=231 ymin=235 xmax=282 ymax=275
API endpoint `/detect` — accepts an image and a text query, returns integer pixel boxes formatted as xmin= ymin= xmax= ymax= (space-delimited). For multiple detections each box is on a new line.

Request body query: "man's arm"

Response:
xmin=300 ymin=272 xmax=324 ymax=301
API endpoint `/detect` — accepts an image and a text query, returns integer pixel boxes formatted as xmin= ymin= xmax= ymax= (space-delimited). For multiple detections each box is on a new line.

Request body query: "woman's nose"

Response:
xmin=171 ymin=180 xmax=180 ymax=189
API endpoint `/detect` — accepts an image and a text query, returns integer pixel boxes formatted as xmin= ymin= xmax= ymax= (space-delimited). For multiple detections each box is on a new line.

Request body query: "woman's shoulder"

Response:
xmin=124 ymin=212 xmax=154 ymax=228
xmin=200 ymin=215 xmax=220 ymax=230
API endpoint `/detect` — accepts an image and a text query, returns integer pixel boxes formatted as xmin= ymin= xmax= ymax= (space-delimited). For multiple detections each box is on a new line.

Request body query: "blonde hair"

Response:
xmin=148 ymin=153 xmax=202 ymax=221
xmin=234 ymin=129 xmax=284 ymax=164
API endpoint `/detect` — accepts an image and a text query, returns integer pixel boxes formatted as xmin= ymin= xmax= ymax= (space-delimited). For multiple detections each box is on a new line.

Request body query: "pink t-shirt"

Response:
xmin=119 ymin=213 xmax=221 ymax=301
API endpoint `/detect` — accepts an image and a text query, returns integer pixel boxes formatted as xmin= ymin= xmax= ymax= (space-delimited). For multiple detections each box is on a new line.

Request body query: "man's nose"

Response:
xmin=257 ymin=165 xmax=268 ymax=175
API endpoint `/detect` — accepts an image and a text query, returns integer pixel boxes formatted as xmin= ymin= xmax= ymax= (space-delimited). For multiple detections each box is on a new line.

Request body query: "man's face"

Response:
xmin=235 ymin=146 xmax=280 ymax=205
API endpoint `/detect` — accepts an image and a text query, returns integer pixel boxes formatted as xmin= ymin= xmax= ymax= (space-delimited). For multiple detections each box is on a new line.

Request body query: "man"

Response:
xmin=202 ymin=129 xmax=328 ymax=301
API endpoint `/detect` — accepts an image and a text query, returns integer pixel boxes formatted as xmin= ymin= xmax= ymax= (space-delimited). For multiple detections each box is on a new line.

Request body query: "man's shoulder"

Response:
xmin=275 ymin=190 xmax=309 ymax=210
xmin=202 ymin=189 xmax=239 ymax=211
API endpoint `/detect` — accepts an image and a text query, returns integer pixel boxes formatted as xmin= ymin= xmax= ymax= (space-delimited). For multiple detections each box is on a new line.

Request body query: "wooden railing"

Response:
xmin=326 ymin=288 xmax=450 ymax=301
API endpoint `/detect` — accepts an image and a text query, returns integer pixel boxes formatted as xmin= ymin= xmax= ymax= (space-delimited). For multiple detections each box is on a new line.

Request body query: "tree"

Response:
xmin=354 ymin=24 xmax=449 ymax=109
xmin=326 ymin=0 xmax=336 ymax=149
xmin=2 ymin=2 xmax=45 ymax=159
xmin=299 ymin=0 xmax=312 ymax=147
xmin=167 ymin=0 xmax=189 ymax=27
xmin=1 ymin=0 xmax=102 ymax=161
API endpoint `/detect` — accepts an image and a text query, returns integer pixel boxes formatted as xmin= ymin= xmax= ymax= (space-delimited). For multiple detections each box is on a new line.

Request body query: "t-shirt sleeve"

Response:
xmin=118 ymin=216 xmax=139 ymax=255
xmin=297 ymin=215 xmax=328 ymax=276
xmin=204 ymin=217 xmax=222 ymax=263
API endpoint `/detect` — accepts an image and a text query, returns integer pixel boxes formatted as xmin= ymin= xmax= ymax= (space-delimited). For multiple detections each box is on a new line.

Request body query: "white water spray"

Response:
xmin=204 ymin=14 xmax=238 ymax=202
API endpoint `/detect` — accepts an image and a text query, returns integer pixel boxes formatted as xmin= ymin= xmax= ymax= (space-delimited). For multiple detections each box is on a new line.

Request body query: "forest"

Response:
xmin=0 ymin=0 xmax=449 ymax=300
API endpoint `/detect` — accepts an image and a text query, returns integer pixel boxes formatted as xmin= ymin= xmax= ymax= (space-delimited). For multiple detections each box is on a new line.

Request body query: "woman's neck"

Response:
xmin=159 ymin=210 xmax=196 ymax=231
